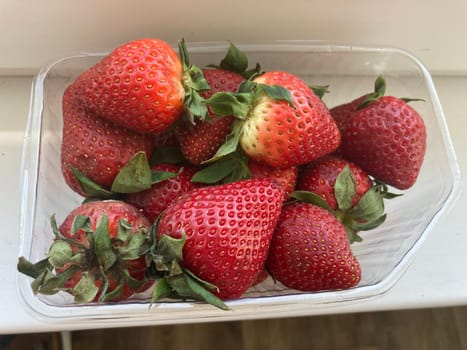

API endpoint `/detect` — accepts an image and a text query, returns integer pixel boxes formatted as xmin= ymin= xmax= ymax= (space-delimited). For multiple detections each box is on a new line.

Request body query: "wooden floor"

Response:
xmin=68 ymin=306 xmax=467 ymax=350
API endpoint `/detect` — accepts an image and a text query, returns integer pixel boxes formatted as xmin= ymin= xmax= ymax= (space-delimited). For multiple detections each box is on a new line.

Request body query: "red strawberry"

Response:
xmin=267 ymin=202 xmax=361 ymax=292
xmin=17 ymin=200 xmax=153 ymax=303
xmin=76 ymin=38 xmax=208 ymax=134
xmin=124 ymin=163 xmax=200 ymax=221
xmin=297 ymin=155 xmax=371 ymax=211
xmin=294 ymin=155 xmax=388 ymax=243
xmin=61 ymin=82 xmax=154 ymax=197
xmin=175 ymin=68 xmax=245 ymax=165
xmin=340 ymin=95 xmax=427 ymax=190
xmin=210 ymin=71 xmax=340 ymax=168
xmin=248 ymin=159 xmax=298 ymax=201
xmin=153 ymin=179 xmax=285 ymax=300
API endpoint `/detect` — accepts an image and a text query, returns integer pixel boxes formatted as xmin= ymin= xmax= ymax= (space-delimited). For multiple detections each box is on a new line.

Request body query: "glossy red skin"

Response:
xmin=61 ymin=82 xmax=154 ymax=197
xmin=78 ymin=38 xmax=184 ymax=134
xmin=297 ymin=155 xmax=371 ymax=210
xmin=58 ymin=200 xmax=153 ymax=302
xmin=248 ymin=159 xmax=298 ymax=201
xmin=330 ymin=95 xmax=367 ymax=134
xmin=341 ymin=96 xmax=426 ymax=190
xmin=240 ymin=71 xmax=340 ymax=168
xmin=157 ymin=179 xmax=285 ymax=300
xmin=267 ymin=203 xmax=361 ymax=292
xmin=124 ymin=163 xmax=200 ymax=221
xmin=175 ymin=68 xmax=245 ymax=165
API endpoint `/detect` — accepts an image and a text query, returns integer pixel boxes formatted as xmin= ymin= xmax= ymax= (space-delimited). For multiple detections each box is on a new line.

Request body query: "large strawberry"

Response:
xmin=17 ymin=200 xmax=153 ymax=303
xmin=340 ymin=95 xmax=426 ymax=190
xmin=75 ymin=38 xmax=209 ymax=134
xmin=175 ymin=68 xmax=245 ymax=164
xmin=61 ymin=82 xmax=154 ymax=197
xmin=124 ymin=163 xmax=200 ymax=221
xmin=207 ymin=71 xmax=340 ymax=168
xmin=294 ymin=155 xmax=387 ymax=243
xmin=267 ymin=202 xmax=361 ymax=292
xmin=149 ymin=179 xmax=285 ymax=304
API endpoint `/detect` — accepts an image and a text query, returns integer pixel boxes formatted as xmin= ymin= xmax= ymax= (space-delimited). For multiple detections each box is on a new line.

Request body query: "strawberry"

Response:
xmin=75 ymin=38 xmax=210 ymax=134
xmin=296 ymin=155 xmax=371 ymax=211
xmin=294 ymin=155 xmax=388 ymax=243
xmin=340 ymin=95 xmax=427 ymax=190
xmin=17 ymin=200 xmax=153 ymax=303
xmin=124 ymin=163 xmax=200 ymax=221
xmin=175 ymin=68 xmax=245 ymax=164
xmin=267 ymin=202 xmax=361 ymax=292
xmin=151 ymin=179 xmax=285 ymax=302
xmin=207 ymin=71 xmax=340 ymax=168
xmin=61 ymin=82 xmax=154 ymax=197
xmin=248 ymin=159 xmax=298 ymax=201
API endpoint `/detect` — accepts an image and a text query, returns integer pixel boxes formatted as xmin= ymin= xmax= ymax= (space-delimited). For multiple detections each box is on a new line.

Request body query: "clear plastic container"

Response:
xmin=17 ymin=41 xmax=461 ymax=324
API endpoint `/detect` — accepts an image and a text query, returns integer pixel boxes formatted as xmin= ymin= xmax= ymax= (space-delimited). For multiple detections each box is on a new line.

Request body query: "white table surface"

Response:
xmin=0 ymin=75 xmax=466 ymax=334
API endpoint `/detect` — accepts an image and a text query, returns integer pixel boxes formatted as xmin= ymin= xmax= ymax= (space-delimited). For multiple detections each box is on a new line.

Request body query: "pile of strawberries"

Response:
xmin=18 ymin=38 xmax=427 ymax=310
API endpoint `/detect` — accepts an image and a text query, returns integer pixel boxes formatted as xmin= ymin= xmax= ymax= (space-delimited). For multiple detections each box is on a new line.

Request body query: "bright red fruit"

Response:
xmin=175 ymin=68 xmax=245 ymax=164
xmin=18 ymin=200 xmax=153 ymax=303
xmin=267 ymin=202 xmax=361 ymax=292
xmin=297 ymin=155 xmax=371 ymax=210
xmin=77 ymin=38 xmax=185 ymax=134
xmin=156 ymin=179 xmax=285 ymax=299
xmin=340 ymin=96 xmax=426 ymax=190
xmin=124 ymin=163 xmax=200 ymax=221
xmin=61 ymin=82 xmax=154 ymax=197
xmin=240 ymin=71 xmax=340 ymax=168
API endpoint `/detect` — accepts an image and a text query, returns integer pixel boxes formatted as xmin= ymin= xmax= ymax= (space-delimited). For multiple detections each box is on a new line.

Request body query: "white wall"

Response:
xmin=1 ymin=0 xmax=466 ymax=75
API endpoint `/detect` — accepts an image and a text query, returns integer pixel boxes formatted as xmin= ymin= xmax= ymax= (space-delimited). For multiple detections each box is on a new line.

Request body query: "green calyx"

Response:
xmin=17 ymin=213 xmax=152 ymax=303
xmin=290 ymin=166 xmax=390 ymax=243
xmin=357 ymin=75 xmax=425 ymax=110
xmin=208 ymin=41 xmax=262 ymax=79
xmin=147 ymin=223 xmax=229 ymax=310
xmin=71 ymin=151 xmax=178 ymax=200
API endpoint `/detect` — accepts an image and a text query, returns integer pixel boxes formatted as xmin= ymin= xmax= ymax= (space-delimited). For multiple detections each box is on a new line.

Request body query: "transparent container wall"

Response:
xmin=18 ymin=42 xmax=460 ymax=321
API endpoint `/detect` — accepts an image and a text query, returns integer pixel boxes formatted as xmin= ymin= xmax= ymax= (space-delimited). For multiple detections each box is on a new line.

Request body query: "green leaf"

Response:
xmin=191 ymin=158 xmax=238 ymax=184
xmin=219 ymin=42 xmax=248 ymax=75
xmin=374 ymin=75 xmax=386 ymax=96
xmin=151 ymin=278 xmax=173 ymax=301
xmin=151 ymin=170 xmax=178 ymax=184
xmin=260 ymin=84 xmax=295 ymax=108
xmin=117 ymin=219 xmax=132 ymax=242
xmin=353 ymin=214 xmax=387 ymax=231
xmin=17 ymin=257 xmax=53 ymax=279
xmin=290 ymin=190 xmax=332 ymax=212
xmin=48 ymin=241 xmax=72 ymax=268
xmin=202 ymin=119 xmax=244 ymax=163
xmin=70 ymin=165 xmax=115 ymax=198
xmin=334 ymin=166 xmax=357 ymax=211
xmin=309 ymin=84 xmax=330 ymax=99
xmin=99 ymin=281 xmax=124 ymax=302
xmin=31 ymin=265 xmax=79 ymax=295
xmin=150 ymin=146 xmax=185 ymax=165
xmin=118 ymin=232 xmax=149 ymax=260
xmin=111 ymin=152 xmax=152 ymax=193
xmin=357 ymin=75 xmax=386 ymax=110
xmin=183 ymin=272 xmax=229 ymax=310
xmin=73 ymin=273 xmax=99 ymax=303
xmin=93 ymin=214 xmax=117 ymax=271
xmin=71 ymin=214 xmax=92 ymax=235
xmin=350 ymin=187 xmax=385 ymax=223
xmin=206 ymin=92 xmax=253 ymax=118
xmin=156 ymin=233 xmax=187 ymax=262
